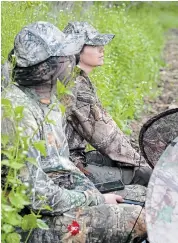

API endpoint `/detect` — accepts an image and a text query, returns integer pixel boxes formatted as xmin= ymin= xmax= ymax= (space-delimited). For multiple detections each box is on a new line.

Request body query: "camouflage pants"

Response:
xmin=20 ymin=185 xmax=146 ymax=243
xmin=21 ymin=151 xmax=148 ymax=243
xmin=77 ymin=150 xmax=152 ymax=186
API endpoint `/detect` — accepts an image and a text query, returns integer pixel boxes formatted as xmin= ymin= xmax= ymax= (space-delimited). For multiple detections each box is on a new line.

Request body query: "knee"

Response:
xmin=134 ymin=209 xmax=147 ymax=238
xmin=132 ymin=167 xmax=152 ymax=187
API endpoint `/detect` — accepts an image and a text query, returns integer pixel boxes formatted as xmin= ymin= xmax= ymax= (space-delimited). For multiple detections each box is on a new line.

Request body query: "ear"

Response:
xmin=75 ymin=54 xmax=80 ymax=65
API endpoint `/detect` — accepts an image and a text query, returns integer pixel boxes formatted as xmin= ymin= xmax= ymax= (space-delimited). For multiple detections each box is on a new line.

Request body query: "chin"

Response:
xmin=98 ymin=61 xmax=104 ymax=66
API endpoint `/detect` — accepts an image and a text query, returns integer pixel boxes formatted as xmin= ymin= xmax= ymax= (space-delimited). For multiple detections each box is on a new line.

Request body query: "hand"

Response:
xmin=103 ymin=193 xmax=123 ymax=204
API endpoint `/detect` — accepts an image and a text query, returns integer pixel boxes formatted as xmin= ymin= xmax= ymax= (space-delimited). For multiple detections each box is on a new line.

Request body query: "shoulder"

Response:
xmin=2 ymin=84 xmax=40 ymax=128
xmin=76 ymin=74 xmax=88 ymax=84
xmin=75 ymin=73 xmax=94 ymax=91
xmin=2 ymin=84 xmax=29 ymax=105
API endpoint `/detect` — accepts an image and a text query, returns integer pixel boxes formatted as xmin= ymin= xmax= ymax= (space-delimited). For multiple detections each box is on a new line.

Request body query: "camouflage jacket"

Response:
xmin=1 ymin=63 xmax=145 ymax=168
xmin=2 ymin=84 xmax=105 ymax=215
xmin=63 ymin=68 xmax=145 ymax=167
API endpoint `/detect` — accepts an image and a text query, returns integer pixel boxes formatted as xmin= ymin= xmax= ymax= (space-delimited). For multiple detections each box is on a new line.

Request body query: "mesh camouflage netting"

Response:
xmin=139 ymin=108 xmax=178 ymax=168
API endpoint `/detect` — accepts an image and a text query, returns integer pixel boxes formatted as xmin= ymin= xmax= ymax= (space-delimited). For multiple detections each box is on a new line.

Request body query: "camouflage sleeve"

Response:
xmin=20 ymin=145 xmax=105 ymax=215
xmin=1 ymin=61 xmax=12 ymax=91
xmin=20 ymin=151 xmax=105 ymax=215
xmin=65 ymin=75 xmax=143 ymax=167
xmin=1 ymin=102 xmax=105 ymax=215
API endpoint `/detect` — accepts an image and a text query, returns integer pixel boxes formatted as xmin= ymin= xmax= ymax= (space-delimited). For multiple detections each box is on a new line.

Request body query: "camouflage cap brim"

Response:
xmin=85 ymin=33 xmax=115 ymax=46
xmin=63 ymin=22 xmax=115 ymax=47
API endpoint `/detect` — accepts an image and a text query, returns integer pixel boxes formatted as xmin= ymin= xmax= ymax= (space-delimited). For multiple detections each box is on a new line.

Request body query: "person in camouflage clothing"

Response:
xmin=2 ymin=21 xmax=147 ymax=243
xmin=2 ymin=21 xmax=152 ymax=187
xmin=62 ymin=21 xmax=152 ymax=186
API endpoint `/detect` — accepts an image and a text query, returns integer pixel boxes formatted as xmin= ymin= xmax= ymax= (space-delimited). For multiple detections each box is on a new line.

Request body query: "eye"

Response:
xmin=98 ymin=46 xmax=104 ymax=52
xmin=90 ymin=45 xmax=97 ymax=49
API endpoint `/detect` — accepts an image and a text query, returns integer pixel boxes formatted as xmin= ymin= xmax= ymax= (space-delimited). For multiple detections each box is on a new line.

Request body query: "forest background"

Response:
xmin=1 ymin=1 xmax=178 ymax=243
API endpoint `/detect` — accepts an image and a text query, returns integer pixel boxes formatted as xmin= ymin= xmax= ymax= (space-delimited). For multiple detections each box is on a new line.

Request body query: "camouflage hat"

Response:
xmin=14 ymin=21 xmax=85 ymax=67
xmin=63 ymin=21 xmax=115 ymax=46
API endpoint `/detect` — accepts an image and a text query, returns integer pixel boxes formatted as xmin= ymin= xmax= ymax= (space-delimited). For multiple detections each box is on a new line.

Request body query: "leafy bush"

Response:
xmin=1 ymin=96 xmax=49 ymax=243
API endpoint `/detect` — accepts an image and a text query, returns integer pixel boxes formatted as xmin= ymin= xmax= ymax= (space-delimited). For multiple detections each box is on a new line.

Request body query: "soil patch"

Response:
xmin=130 ymin=29 xmax=178 ymax=151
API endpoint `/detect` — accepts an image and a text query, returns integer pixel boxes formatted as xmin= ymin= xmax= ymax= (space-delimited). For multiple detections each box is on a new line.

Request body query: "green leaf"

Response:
xmin=7 ymin=177 xmax=22 ymax=185
xmin=1 ymin=203 xmax=15 ymax=212
xmin=9 ymin=191 xmax=30 ymax=209
xmin=65 ymin=90 xmax=73 ymax=95
xmin=20 ymin=136 xmax=30 ymax=150
xmin=33 ymin=140 xmax=47 ymax=157
xmin=14 ymin=106 xmax=24 ymax=115
xmin=1 ymin=195 xmax=8 ymax=204
xmin=21 ymin=214 xmax=37 ymax=231
xmin=2 ymin=224 xmax=14 ymax=234
xmin=9 ymin=160 xmax=24 ymax=170
xmin=3 ymin=211 xmax=22 ymax=226
xmin=1 ymin=98 xmax=12 ymax=107
xmin=1 ymin=134 xmax=9 ymax=147
xmin=1 ymin=99 xmax=13 ymax=118
xmin=1 ymin=233 xmax=7 ymax=242
xmin=26 ymin=157 xmax=37 ymax=166
xmin=36 ymin=219 xmax=49 ymax=230
xmin=56 ymin=80 xmax=66 ymax=96
xmin=45 ymin=117 xmax=56 ymax=125
xmin=1 ymin=159 xmax=10 ymax=166
xmin=2 ymin=108 xmax=13 ymax=118
xmin=6 ymin=232 xmax=21 ymax=243
xmin=42 ymin=205 xmax=53 ymax=211
xmin=10 ymin=162 xmax=25 ymax=170
xmin=14 ymin=106 xmax=24 ymax=121
xmin=59 ymin=104 xmax=66 ymax=115
xmin=1 ymin=150 xmax=13 ymax=160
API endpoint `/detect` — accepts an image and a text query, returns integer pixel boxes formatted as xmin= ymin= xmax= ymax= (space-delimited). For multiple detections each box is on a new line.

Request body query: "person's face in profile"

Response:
xmin=80 ymin=45 xmax=105 ymax=67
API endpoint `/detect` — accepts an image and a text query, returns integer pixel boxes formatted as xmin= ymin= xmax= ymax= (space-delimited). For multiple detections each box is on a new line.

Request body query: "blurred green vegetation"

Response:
xmin=2 ymin=1 xmax=178 ymax=133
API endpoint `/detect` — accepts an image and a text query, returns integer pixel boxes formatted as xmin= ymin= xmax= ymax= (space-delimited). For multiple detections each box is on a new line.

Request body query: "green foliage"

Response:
xmin=6 ymin=232 xmax=21 ymax=243
xmin=2 ymin=1 xmax=178 ymax=133
xmin=1 ymin=95 xmax=54 ymax=242
xmin=56 ymin=80 xmax=73 ymax=98
xmin=86 ymin=2 xmax=178 ymax=133
xmin=9 ymin=187 xmax=30 ymax=209
xmin=21 ymin=213 xmax=49 ymax=231
xmin=33 ymin=140 xmax=47 ymax=157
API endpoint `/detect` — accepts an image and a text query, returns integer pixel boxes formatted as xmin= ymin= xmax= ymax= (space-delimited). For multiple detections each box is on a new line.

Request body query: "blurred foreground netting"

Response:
xmin=139 ymin=109 xmax=178 ymax=243
xmin=139 ymin=108 xmax=178 ymax=168
xmin=146 ymin=137 xmax=178 ymax=243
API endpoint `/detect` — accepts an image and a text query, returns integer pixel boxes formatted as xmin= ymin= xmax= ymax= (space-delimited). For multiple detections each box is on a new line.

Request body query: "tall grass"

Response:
xmin=2 ymin=1 xmax=178 ymax=133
